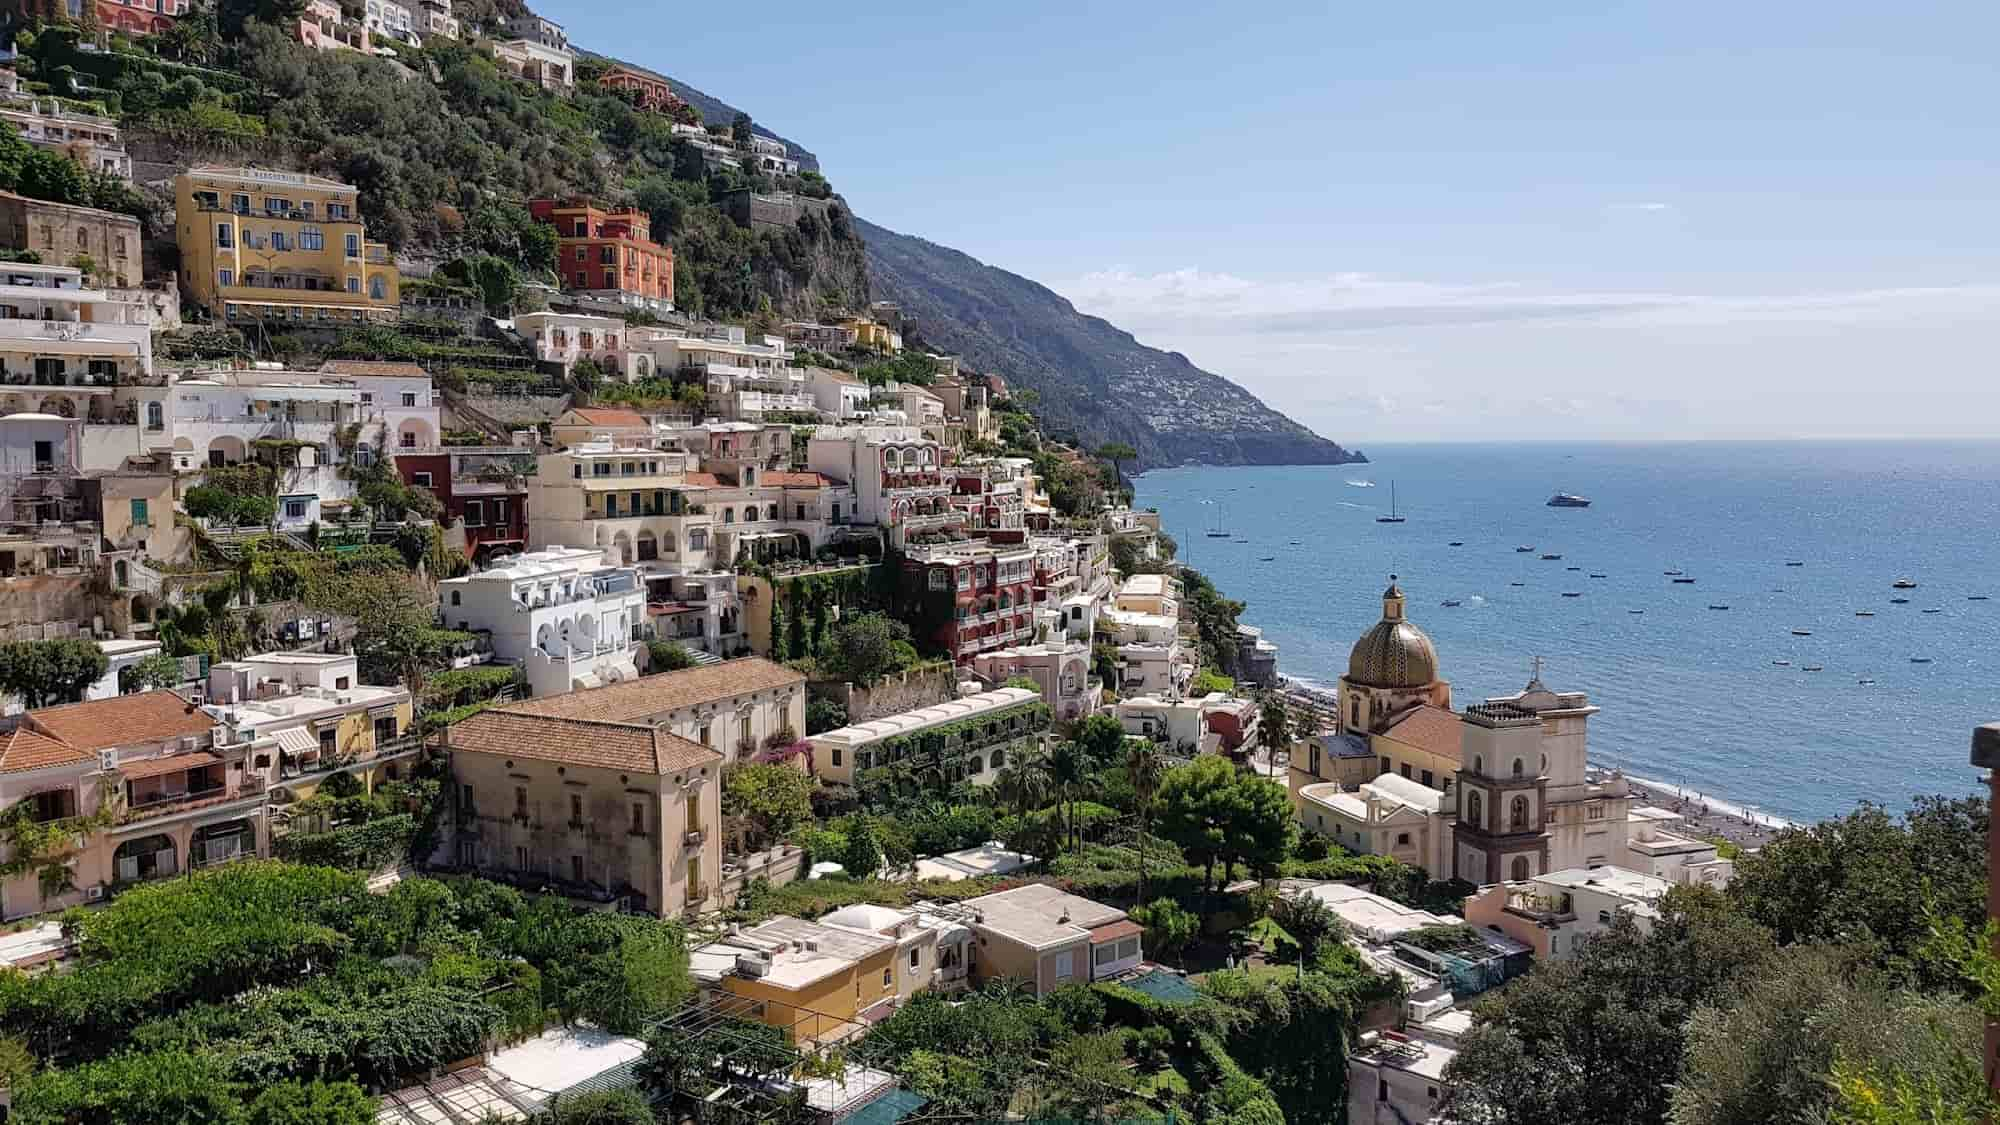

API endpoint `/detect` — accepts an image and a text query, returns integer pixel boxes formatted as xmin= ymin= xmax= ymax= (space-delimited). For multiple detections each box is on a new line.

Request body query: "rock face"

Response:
xmin=857 ymin=217 xmax=1363 ymax=470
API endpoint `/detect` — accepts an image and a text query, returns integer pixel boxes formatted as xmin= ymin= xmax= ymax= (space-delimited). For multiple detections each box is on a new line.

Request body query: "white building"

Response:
xmin=0 ymin=263 xmax=157 ymax=471
xmin=806 ymin=686 xmax=1045 ymax=790
xmin=436 ymin=545 xmax=646 ymax=697
xmin=746 ymin=135 xmax=799 ymax=176
xmin=85 ymin=638 xmax=165 ymax=701
xmin=204 ymin=651 xmax=418 ymax=782
xmin=1098 ymin=607 xmax=1191 ymax=698
xmin=0 ymin=98 xmax=129 ymax=180
xmin=0 ymin=412 xmax=96 ymax=577
xmin=514 ymin=310 xmax=634 ymax=378
xmin=1463 ymin=865 xmax=1674 ymax=962
xmin=318 ymin=360 xmax=441 ymax=451
xmin=1297 ymin=772 xmax=1456 ymax=878
xmin=417 ymin=0 xmax=458 ymax=39
xmin=804 ymin=425 xmax=950 ymax=535
xmin=362 ymin=0 xmax=417 ymax=42
xmin=491 ymin=35 xmax=573 ymax=91
xmin=804 ymin=367 xmax=869 ymax=420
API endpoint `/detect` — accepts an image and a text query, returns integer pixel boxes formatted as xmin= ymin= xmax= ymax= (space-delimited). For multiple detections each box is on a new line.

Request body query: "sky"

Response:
xmin=538 ymin=2 xmax=2000 ymax=442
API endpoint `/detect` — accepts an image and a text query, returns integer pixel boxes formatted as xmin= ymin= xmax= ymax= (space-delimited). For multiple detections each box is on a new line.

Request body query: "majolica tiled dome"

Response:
xmin=1347 ymin=579 xmax=1438 ymax=688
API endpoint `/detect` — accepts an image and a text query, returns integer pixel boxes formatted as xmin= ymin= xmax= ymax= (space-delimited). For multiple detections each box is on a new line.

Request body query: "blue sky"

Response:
xmin=538 ymin=1 xmax=2000 ymax=441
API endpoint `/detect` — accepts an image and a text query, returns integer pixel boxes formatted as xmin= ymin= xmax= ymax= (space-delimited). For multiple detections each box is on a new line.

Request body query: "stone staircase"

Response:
xmin=203 ymin=525 xmax=313 ymax=559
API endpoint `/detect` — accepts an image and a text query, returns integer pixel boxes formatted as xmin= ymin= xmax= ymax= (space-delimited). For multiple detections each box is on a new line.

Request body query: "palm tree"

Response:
xmin=1126 ymin=739 xmax=1164 ymax=903
xmin=1050 ymin=740 xmax=1088 ymax=853
xmin=994 ymin=744 xmax=1052 ymax=817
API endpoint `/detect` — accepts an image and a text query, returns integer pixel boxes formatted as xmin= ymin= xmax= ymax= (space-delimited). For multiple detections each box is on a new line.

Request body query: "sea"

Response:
xmin=1134 ymin=441 xmax=2000 ymax=825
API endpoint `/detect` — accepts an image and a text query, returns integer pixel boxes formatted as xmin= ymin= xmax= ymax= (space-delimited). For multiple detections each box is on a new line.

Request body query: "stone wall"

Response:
xmin=810 ymin=661 xmax=958 ymax=723
xmin=0 ymin=575 xmax=94 ymax=640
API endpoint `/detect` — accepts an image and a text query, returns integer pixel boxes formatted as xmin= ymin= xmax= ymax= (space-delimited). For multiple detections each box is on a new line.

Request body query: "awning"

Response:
xmin=117 ymin=750 xmax=221 ymax=780
xmin=1 ymin=338 xmax=142 ymax=357
xmin=272 ymin=727 xmax=318 ymax=756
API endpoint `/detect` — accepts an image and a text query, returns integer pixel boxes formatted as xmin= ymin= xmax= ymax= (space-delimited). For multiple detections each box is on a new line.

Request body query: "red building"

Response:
xmin=395 ymin=446 xmax=531 ymax=562
xmin=898 ymin=543 xmax=1039 ymax=663
xmin=94 ymin=0 xmax=188 ymax=35
xmin=598 ymin=63 xmax=686 ymax=114
xmin=528 ymin=197 xmax=674 ymax=308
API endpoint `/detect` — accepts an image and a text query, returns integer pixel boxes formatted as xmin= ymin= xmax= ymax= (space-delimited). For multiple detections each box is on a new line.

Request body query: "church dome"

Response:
xmin=1347 ymin=579 xmax=1439 ymax=689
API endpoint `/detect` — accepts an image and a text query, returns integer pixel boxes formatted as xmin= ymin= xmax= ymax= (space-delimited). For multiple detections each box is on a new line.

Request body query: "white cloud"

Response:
xmin=1047 ymin=267 xmax=2000 ymax=441
xmin=1607 ymin=201 xmax=1674 ymax=212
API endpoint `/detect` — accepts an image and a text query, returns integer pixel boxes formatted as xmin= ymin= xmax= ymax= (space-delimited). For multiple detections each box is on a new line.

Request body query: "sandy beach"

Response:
xmin=1627 ymin=777 xmax=1789 ymax=852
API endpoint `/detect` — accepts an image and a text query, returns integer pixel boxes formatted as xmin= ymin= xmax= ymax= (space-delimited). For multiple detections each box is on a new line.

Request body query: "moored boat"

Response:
xmin=1547 ymin=492 xmax=1592 ymax=508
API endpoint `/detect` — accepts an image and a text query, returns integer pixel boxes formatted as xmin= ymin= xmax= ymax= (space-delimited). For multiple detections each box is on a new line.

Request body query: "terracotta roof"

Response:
xmin=1088 ymin=919 xmax=1144 ymax=944
xmin=566 ymin=408 xmax=648 ymax=427
xmin=26 ymin=691 xmax=215 ymax=754
xmin=761 ymin=471 xmax=826 ymax=488
xmin=319 ymin=360 xmax=429 ymax=379
xmin=1380 ymin=705 xmax=1464 ymax=763
xmin=497 ymin=658 xmax=804 ymax=723
xmin=0 ymin=727 xmax=90 ymax=774
xmin=680 ymin=472 xmax=721 ymax=487
xmin=115 ymin=749 xmax=222 ymax=780
xmin=448 ymin=711 xmax=719 ymax=774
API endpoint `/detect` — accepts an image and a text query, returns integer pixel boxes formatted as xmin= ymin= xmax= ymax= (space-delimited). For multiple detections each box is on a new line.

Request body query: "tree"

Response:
xmin=1130 ymin=898 xmax=1198 ymax=966
xmin=1155 ymin=754 xmax=1235 ymax=892
xmin=1098 ymin=441 xmax=1137 ymax=490
xmin=1072 ymin=713 xmax=1128 ymax=771
xmin=645 ymin=641 xmax=694 ymax=673
xmin=723 ymin=764 xmax=815 ymax=848
xmin=349 ymin=579 xmax=455 ymax=702
xmin=805 ymin=696 xmax=848 ymax=735
xmin=1049 ymin=739 xmax=1089 ymax=854
xmin=814 ymin=613 xmax=918 ymax=686
xmin=992 ymin=742 xmax=1052 ymax=816
xmin=119 ymin=651 xmax=185 ymax=694
xmin=0 ymin=638 xmax=109 ymax=710
xmin=245 ymin=1080 xmax=377 ymax=1125
xmin=730 ymin=111 xmax=754 ymax=146
xmin=841 ymin=818 xmax=883 ymax=879
xmin=1257 ymin=692 xmax=1292 ymax=776
xmin=1126 ymin=739 xmax=1165 ymax=902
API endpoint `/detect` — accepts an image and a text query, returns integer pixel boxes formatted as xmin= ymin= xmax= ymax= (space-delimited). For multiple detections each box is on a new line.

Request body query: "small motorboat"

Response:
xmin=1589 ymin=573 xmax=1607 ymax=578
xmin=1509 ymin=581 xmax=1526 ymax=587
xmin=1772 ymin=659 xmax=1791 ymax=666
xmin=1288 ymin=540 xmax=1302 ymax=546
xmin=1785 ymin=561 xmax=1805 ymax=567
xmin=1663 ymin=569 xmax=1684 ymax=576
xmin=1803 ymin=665 xmax=1824 ymax=672
xmin=1892 ymin=578 xmax=1918 ymax=589
xmin=1547 ymin=492 xmax=1592 ymax=508
xmin=1565 ymin=566 xmax=1582 ymax=571
xmin=1448 ymin=541 xmax=1464 ymax=547
xmin=1858 ymin=678 xmax=1876 ymax=685
xmin=1516 ymin=545 xmax=1536 ymax=553
xmin=1441 ymin=599 xmax=1462 ymax=607
xmin=1672 ymin=577 xmax=1697 ymax=584
xmin=1257 ymin=555 xmax=1275 ymax=562
xmin=1890 ymin=598 xmax=1911 ymax=605
xmin=1628 ymin=609 xmax=1645 ymax=614
xmin=1922 ymin=608 xmax=1942 ymax=614
xmin=1541 ymin=553 xmax=1563 ymax=560
xmin=1971 ymin=595 xmax=1991 ymax=601
xmin=1708 ymin=604 xmax=1730 ymax=610
xmin=1910 ymin=657 xmax=1933 ymax=664
xmin=1561 ymin=591 xmax=1582 ymax=598
xmin=1791 ymin=629 xmax=1812 ymax=636
xmin=1855 ymin=611 xmax=1875 ymax=617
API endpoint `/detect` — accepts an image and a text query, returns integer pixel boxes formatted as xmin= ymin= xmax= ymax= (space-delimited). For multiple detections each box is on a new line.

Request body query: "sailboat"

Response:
xmin=1203 ymin=500 xmax=1230 ymax=538
xmin=1375 ymin=483 xmax=1407 ymax=524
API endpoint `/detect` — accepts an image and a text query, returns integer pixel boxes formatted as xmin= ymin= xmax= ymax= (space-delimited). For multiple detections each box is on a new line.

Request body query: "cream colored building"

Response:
xmin=174 ymin=166 xmax=399 ymax=327
xmin=486 ymin=658 xmax=806 ymax=766
xmin=953 ymin=884 xmax=1140 ymax=996
xmin=441 ymin=704 xmax=722 ymax=917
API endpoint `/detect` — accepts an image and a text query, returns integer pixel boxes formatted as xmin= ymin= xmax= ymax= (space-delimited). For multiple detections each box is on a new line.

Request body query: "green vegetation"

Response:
xmin=0 ymin=638 xmax=110 ymax=709
xmin=804 ymin=611 xmax=919 ymax=685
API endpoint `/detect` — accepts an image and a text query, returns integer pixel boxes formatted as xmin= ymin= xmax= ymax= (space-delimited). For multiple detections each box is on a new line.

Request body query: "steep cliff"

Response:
xmin=858 ymin=218 xmax=1362 ymax=470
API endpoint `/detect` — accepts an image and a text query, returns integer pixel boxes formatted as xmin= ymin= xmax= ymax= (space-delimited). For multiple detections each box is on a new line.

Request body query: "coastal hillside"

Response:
xmin=859 ymin=217 xmax=1363 ymax=470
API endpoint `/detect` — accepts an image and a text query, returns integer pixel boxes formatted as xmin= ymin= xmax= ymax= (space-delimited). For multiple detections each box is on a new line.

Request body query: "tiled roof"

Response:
xmin=1381 ymin=705 xmax=1463 ymax=762
xmin=116 ymin=749 xmax=222 ymax=780
xmin=319 ymin=360 xmax=429 ymax=379
xmin=567 ymin=408 xmax=648 ymax=427
xmin=448 ymin=711 xmax=719 ymax=774
xmin=26 ymin=691 xmax=215 ymax=754
xmin=497 ymin=658 xmax=804 ymax=723
xmin=761 ymin=471 xmax=826 ymax=488
xmin=679 ymin=472 xmax=721 ymax=487
xmin=0 ymin=727 xmax=90 ymax=774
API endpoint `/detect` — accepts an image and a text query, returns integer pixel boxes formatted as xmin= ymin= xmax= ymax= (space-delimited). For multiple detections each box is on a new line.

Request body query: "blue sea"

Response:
xmin=1135 ymin=441 xmax=2000 ymax=824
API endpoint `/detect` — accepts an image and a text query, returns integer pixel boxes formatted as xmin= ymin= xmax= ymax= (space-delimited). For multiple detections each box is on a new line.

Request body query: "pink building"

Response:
xmin=969 ymin=641 xmax=1100 ymax=722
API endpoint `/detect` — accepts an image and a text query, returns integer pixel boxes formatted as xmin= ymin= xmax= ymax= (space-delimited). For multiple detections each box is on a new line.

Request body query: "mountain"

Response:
xmin=856 ymin=218 xmax=1363 ymax=471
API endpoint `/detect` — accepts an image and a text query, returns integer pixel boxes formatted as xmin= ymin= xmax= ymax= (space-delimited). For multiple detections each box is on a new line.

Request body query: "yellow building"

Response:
xmin=693 ymin=915 xmax=899 ymax=1045
xmin=836 ymin=315 xmax=899 ymax=354
xmin=175 ymin=166 xmax=400 ymax=327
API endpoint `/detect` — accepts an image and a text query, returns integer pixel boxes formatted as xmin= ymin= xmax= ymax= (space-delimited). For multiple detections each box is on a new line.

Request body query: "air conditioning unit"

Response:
xmin=84 ymin=886 xmax=103 ymax=902
xmin=98 ymin=749 xmax=117 ymax=773
xmin=735 ymin=952 xmax=772 ymax=978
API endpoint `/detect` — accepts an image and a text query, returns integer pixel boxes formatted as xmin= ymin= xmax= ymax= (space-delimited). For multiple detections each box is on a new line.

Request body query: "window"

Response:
xmin=1510 ymin=795 xmax=1530 ymax=830
xmin=369 ymin=276 xmax=386 ymax=300
xmin=1053 ymin=951 xmax=1074 ymax=981
xmin=1510 ymin=856 xmax=1530 ymax=882
xmin=399 ymin=430 xmax=416 ymax=449
xmin=1379 ymin=1079 xmax=1390 ymax=1102
xmin=216 ymin=222 xmax=235 ymax=250
xmin=269 ymin=230 xmax=289 ymax=252
xmin=299 ymin=225 xmax=324 ymax=250
xmin=412 ymin=471 xmax=432 ymax=487
xmin=569 ymin=793 xmax=583 ymax=823
xmin=1512 ymin=758 xmax=1525 ymax=778
xmin=459 ymin=782 xmax=473 ymax=809
xmin=218 ymin=267 xmax=234 ymax=287
xmin=1466 ymin=790 xmax=1483 ymax=826
xmin=1587 ymin=803 xmax=1605 ymax=821
xmin=830 ymin=747 xmax=842 ymax=768
xmin=450 ymin=590 xmax=461 ymax=606
xmin=346 ymin=276 xmax=360 ymax=293
xmin=113 ymin=234 xmax=127 ymax=256
xmin=145 ymin=401 xmax=162 ymax=430
xmin=516 ymin=845 xmax=529 ymax=869
xmin=464 ymin=500 xmax=484 ymax=527
xmin=514 ymin=786 xmax=528 ymax=816
xmin=129 ymin=498 xmax=148 ymax=527
xmin=571 ymin=855 xmax=584 ymax=883
xmin=284 ymin=499 xmax=307 ymax=520
xmin=401 ymin=391 xmax=417 ymax=407
xmin=908 ymin=947 xmax=919 ymax=969
xmin=1379 ymin=756 xmax=1390 ymax=775
xmin=631 ymin=802 xmax=645 ymax=835
xmin=1397 ymin=832 xmax=1411 ymax=845
xmin=493 ymin=499 xmax=508 ymax=525
xmin=1597 ymin=910 xmax=1612 ymax=925
xmin=881 ymin=966 xmax=891 ymax=988
xmin=1400 ymin=763 xmax=1412 ymax=780
xmin=699 ymin=722 xmax=712 ymax=747
xmin=345 ymin=233 xmax=360 ymax=257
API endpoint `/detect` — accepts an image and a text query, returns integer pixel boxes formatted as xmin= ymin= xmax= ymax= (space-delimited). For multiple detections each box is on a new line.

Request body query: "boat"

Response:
xmin=1347 ymin=479 xmax=1375 ymax=488
xmin=1890 ymin=598 xmax=1911 ymax=605
xmin=1663 ymin=569 xmax=1684 ymax=576
xmin=1589 ymin=573 xmax=1607 ymax=578
xmin=1785 ymin=561 xmax=1805 ymax=567
xmin=1970 ymin=595 xmax=1990 ymax=601
xmin=1791 ymin=629 xmax=1813 ymax=636
xmin=1509 ymin=581 xmax=1526 ymax=587
xmin=1892 ymin=578 xmax=1918 ymax=589
xmin=1628 ymin=609 xmax=1645 ymax=614
xmin=1855 ymin=611 xmax=1875 ymax=617
xmin=1441 ymin=599 xmax=1462 ymax=607
xmin=1257 ymin=555 xmax=1275 ymax=562
xmin=1547 ymin=492 xmax=1592 ymax=508
xmin=1561 ymin=592 xmax=1582 ymax=598
xmin=1708 ymin=604 xmax=1730 ymax=610
xmin=1448 ymin=541 xmax=1464 ymax=547
xmin=1804 ymin=665 xmax=1824 ymax=672
xmin=1922 ymin=608 xmax=1942 ymax=614
xmin=1772 ymin=659 xmax=1791 ymax=666
xmin=1540 ymin=553 xmax=1563 ymax=560
xmin=1288 ymin=540 xmax=1302 ymax=546
xmin=1375 ymin=483 xmax=1407 ymax=524
xmin=1858 ymin=678 xmax=1875 ymax=685
xmin=1910 ymin=657 xmax=1933 ymax=664
xmin=1672 ymin=577 xmax=1697 ymax=584
xmin=1517 ymin=545 xmax=1536 ymax=553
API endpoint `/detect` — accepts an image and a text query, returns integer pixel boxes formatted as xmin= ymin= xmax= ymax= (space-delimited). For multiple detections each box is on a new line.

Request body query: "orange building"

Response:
xmin=599 ymin=64 xmax=685 ymax=114
xmin=529 ymin=197 xmax=674 ymax=312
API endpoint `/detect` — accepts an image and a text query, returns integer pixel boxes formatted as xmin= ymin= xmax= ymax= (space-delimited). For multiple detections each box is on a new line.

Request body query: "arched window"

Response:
xmin=76 ymin=228 xmax=88 ymax=249
xmin=1349 ymin=698 xmax=1361 ymax=728
xmin=743 ymin=506 xmax=758 ymax=523
xmin=968 ymin=755 xmax=983 ymax=774
xmin=766 ymin=504 xmax=778 ymax=521
xmin=1511 ymin=856 xmax=1530 ymax=882
xmin=1510 ymin=795 xmax=1530 ymax=830
xmin=989 ymin=746 xmax=1006 ymax=769
xmin=723 ymin=509 xmax=735 ymax=524
xmin=1472 ymin=754 xmax=1483 ymax=775
xmin=1511 ymin=758 xmax=1524 ymax=778
xmin=1466 ymin=790 xmax=1483 ymax=827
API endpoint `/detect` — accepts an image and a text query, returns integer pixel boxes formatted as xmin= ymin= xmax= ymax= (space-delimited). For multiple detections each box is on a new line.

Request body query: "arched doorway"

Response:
xmin=207 ymin=436 xmax=247 ymax=467
xmin=112 ymin=833 xmax=177 ymax=883
xmin=191 ymin=819 xmax=256 ymax=869
xmin=1509 ymin=855 xmax=1530 ymax=882
xmin=397 ymin=418 xmax=433 ymax=449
